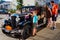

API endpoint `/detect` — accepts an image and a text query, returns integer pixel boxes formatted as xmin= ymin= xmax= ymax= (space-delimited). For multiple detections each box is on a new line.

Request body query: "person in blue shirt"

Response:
xmin=32 ymin=9 xmax=38 ymax=36
xmin=33 ymin=15 xmax=38 ymax=24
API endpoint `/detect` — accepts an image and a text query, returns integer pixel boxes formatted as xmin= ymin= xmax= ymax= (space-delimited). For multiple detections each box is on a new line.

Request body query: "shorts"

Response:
xmin=52 ymin=15 xmax=57 ymax=21
xmin=33 ymin=23 xmax=37 ymax=28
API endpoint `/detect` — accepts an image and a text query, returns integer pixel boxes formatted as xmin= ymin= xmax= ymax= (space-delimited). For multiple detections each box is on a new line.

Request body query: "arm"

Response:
xmin=48 ymin=8 xmax=52 ymax=16
xmin=55 ymin=5 xmax=58 ymax=17
xmin=55 ymin=8 xmax=58 ymax=16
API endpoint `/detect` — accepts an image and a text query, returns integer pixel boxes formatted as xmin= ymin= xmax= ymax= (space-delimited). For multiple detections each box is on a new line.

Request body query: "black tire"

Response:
xmin=22 ymin=25 xmax=31 ymax=39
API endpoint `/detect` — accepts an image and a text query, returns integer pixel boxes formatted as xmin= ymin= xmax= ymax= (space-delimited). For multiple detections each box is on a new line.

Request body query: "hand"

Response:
xmin=55 ymin=14 xmax=57 ymax=17
xmin=55 ymin=14 xmax=58 ymax=17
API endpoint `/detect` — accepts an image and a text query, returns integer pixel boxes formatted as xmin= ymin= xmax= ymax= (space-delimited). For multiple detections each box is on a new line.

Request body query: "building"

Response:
xmin=23 ymin=0 xmax=35 ymax=6
xmin=0 ymin=0 xmax=17 ymax=10
xmin=10 ymin=0 xmax=17 ymax=9
xmin=0 ymin=1 xmax=12 ymax=10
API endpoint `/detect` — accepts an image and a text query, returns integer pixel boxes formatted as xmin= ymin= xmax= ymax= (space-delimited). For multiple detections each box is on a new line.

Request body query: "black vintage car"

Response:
xmin=2 ymin=6 xmax=48 ymax=40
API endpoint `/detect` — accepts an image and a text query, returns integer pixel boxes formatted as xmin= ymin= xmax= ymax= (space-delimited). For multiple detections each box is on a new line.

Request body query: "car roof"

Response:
xmin=22 ymin=6 xmax=35 ymax=8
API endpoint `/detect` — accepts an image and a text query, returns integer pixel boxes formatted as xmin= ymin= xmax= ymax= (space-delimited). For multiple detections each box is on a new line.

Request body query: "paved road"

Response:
xmin=0 ymin=14 xmax=60 ymax=40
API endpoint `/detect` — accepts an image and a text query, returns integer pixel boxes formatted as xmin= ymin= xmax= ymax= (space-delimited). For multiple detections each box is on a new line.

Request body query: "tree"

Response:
xmin=8 ymin=9 xmax=16 ymax=14
xmin=17 ymin=0 xmax=23 ymax=10
xmin=35 ymin=2 xmax=39 ymax=7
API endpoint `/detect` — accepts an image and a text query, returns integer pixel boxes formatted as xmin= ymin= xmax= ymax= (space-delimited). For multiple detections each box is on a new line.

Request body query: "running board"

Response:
xmin=37 ymin=23 xmax=45 ymax=27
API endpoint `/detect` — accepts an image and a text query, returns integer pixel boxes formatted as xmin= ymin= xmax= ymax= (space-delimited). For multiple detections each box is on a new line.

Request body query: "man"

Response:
xmin=50 ymin=1 xmax=58 ymax=30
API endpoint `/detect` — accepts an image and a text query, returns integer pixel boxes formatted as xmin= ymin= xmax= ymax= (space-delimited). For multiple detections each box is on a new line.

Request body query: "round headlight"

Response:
xmin=16 ymin=17 xmax=20 ymax=22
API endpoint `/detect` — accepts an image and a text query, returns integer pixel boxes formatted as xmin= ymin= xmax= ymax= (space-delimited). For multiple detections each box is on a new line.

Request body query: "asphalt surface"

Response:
xmin=0 ymin=14 xmax=60 ymax=40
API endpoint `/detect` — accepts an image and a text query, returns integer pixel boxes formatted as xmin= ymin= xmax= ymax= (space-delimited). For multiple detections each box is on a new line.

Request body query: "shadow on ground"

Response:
xmin=56 ymin=23 xmax=60 ymax=29
xmin=2 ymin=24 xmax=47 ymax=40
xmin=45 ymin=23 xmax=60 ymax=40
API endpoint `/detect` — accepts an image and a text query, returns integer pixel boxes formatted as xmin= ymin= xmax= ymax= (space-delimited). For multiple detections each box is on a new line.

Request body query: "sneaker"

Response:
xmin=53 ymin=27 xmax=56 ymax=30
xmin=32 ymin=34 xmax=37 ymax=37
xmin=50 ymin=27 xmax=56 ymax=30
xmin=54 ymin=26 xmax=56 ymax=29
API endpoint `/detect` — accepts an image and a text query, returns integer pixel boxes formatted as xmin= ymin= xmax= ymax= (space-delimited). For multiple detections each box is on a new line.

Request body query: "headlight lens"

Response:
xmin=16 ymin=17 xmax=20 ymax=21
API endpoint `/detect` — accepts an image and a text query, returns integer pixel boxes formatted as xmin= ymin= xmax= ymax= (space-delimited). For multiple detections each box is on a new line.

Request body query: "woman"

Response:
xmin=44 ymin=5 xmax=52 ymax=28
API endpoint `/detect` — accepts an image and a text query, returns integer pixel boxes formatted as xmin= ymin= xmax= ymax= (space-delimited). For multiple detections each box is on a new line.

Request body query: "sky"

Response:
xmin=5 ymin=0 xmax=12 ymax=1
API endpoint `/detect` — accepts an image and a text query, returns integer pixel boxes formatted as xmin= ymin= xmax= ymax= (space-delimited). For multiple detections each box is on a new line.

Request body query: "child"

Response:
xmin=32 ymin=9 xmax=38 ymax=36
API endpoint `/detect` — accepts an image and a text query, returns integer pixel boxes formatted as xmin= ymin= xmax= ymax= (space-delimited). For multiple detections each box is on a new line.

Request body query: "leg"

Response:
xmin=53 ymin=16 xmax=57 ymax=28
xmin=51 ymin=15 xmax=57 ymax=30
xmin=47 ymin=18 xmax=49 ymax=27
xmin=33 ymin=27 xmax=36 ymax=36
xmin=53 ymin=21 xmax=56 ymax=28
xmin=32 ymin=23 xmax=37 ymax=36
xmin=49 ymin=18 xmax=52 ymax=27
xmin=47 ymin=18 xmax=52 ymax=28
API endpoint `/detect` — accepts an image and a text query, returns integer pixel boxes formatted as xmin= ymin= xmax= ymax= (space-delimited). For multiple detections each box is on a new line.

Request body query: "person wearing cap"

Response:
xmin=50 ymin=1 xmax=58 ymax=30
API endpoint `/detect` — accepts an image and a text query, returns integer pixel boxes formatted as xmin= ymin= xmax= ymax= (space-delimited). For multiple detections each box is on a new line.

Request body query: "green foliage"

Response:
xmin=16 ymin=4 xmax=22 ymax=10
xmin=35 ymin=2 xmax=39 ymax=7
xmin=17 ymin=0 xmax=23 ymax=10
xmin=8 ymin=9 xmax=16 ymax=14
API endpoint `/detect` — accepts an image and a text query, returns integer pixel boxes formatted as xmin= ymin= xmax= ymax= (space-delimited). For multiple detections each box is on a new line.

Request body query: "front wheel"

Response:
xmin=22 ymin=25 xmax=31 ymax=39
